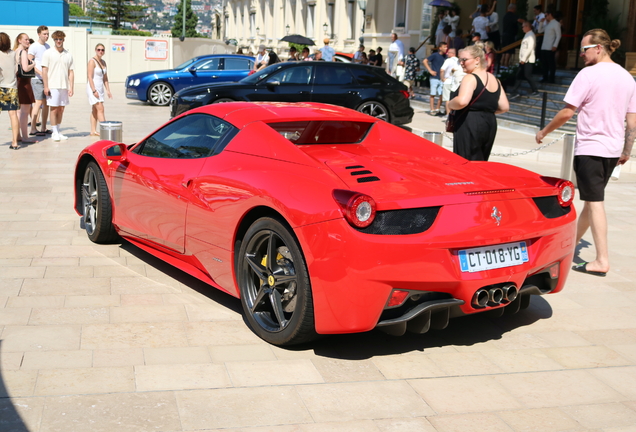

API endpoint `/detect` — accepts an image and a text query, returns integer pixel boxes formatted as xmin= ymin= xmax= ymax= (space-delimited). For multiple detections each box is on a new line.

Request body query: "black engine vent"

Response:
xmin=532 ymin=196 xmax=572 ymax=219
xmin=356 ymin=207 xmax=441 ymax=235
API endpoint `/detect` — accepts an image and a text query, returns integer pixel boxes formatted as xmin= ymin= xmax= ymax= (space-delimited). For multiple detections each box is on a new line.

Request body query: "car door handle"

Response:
xmin=211 ymin=75 xmax=218 ymax=79
xmin=182 ymin=179 xmax=192 ymax=189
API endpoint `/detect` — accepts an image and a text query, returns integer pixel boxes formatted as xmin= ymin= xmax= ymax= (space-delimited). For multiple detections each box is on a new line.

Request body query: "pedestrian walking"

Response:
xmin=509 ymin=21 xmax=540 ymax=98
xmin=501 ymin=3 xmax=519 ymax=67
xmin=353 ymin=44 xmax=365 ymax=63
xmin=28 ymin=25 xmax=50 ymax=137
xmin=387 ymin=33 xmax=405 ymax=78
xmin=440 ymin=47 xmax=461 ymax=115
xmin=13 ymin=33 xmax=36 ymax=144
xmin=532 ymin=5 xmax=546 ymax=61
xmin=87 ymin=43 xmax=112 ymax=137
xmin=535 ymin=29 xmax=636 ymax=277
xmin=540 ymin=8 xmax=561 ymax=83
xmin=42 ymin=30 xmax=74 ymax=141
xmin=448 ymin=44 xmax=509 ymax=160
xmin=423 ymin=42 xmax=448 ymax=116
xmin=320 ymin=38 xmax=335 ymax=61
xmin=0 ymin=32 xmax=20 ymax=149
xmin=401 ymin=47 xmax=420 ymax=99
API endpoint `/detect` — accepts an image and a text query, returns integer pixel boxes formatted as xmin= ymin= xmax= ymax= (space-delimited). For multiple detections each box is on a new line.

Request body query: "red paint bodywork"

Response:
xmin=74 ymin=102 xmax=576 ymax=334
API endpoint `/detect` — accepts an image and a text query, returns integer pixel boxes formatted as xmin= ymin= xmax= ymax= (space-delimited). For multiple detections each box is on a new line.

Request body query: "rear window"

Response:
xmin=267 ymin=121 xmax=373 ymax=144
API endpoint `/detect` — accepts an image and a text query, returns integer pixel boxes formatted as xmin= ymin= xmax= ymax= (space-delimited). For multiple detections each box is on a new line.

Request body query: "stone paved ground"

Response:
xmin=1 ymin=85 xmax=636 ymax=432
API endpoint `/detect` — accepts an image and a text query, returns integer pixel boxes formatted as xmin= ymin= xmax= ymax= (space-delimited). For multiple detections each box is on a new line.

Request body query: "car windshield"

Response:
xmin=267 ymin=121 xmax=373 ymax=144
xmin=175 ymin=58 xmax=197 ymax=70
xmin=239 ymin=64 xmax=286 ymax=84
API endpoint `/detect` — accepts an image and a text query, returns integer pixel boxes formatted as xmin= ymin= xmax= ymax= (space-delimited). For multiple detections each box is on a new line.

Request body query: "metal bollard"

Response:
xmin=100 ymin=121 xmax=123 ymax=142
xmin=560 ymin=133 xmax=576 ymax=183
xmin=423 ymin=131 xmax=443 ymax=146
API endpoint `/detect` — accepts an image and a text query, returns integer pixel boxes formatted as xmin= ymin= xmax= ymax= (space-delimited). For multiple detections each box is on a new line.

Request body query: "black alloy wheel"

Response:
xmin=80 ymin=161 xmax=119 ymax=244
xmin=357 ymin=101 xmax=390 ymax=122
xmin=238 ymin=217 xmax=316 ymax=346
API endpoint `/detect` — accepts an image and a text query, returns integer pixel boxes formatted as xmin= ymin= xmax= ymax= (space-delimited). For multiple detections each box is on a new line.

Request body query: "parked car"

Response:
xmin=74 ymin=102 xmax=577 ymax=346
xmin=170 ymin=61 xmax=414 ymax=125
xmin=125 ymin=54 xmax=254 ymax=106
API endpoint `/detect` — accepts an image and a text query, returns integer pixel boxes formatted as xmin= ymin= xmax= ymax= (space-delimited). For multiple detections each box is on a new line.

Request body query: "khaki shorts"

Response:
xmin=402 ymin=79 xmax=414 ymax=88
xmin=442 ymin=81 xmax=453 ymax=101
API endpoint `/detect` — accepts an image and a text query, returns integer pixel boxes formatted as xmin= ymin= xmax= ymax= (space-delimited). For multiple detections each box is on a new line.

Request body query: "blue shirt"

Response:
xmin=426 ymin=52 xmax=446 ymax=75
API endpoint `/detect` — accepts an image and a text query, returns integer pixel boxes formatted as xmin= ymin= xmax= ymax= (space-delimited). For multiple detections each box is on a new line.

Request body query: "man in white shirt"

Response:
xmin=320 ymin=38 xmax=335 ymax=61
xmin=471 ymin=5 xmax=490 ymax=40
xmin=387 ymin=32 xmax=405 ymax=78
xmin=440 ymin=48 xmax=460 ymax=116
xmin=509 ymin=21 xmax=539 ymax=98
xmin=42 ymin=30 xmax=74 ymax=141
xmin=540 ymin=9 xmax=561 ymax=83
xmin=28 ymin=25 xmax=50 ymax=136
xmin=487 ymin=10 xmax=500 ymax=50
xmin=254 ymin=45 xmax=269 ymax=71
xmin=533 ymin=5 xmax=546 ymax=61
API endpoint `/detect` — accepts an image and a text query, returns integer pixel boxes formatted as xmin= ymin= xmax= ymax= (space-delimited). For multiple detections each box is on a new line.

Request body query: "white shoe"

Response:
xmin=52 ymin=133 xmax=68 ymax=141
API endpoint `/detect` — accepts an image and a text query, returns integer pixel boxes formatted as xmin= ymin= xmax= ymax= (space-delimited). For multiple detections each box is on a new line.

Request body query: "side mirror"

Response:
xmin=188 ymin=66 xmax=197 ymax=74
xmin=103 ymin=143 xmax=127 ymax=162
xmin=266 ymin=78 xmax=281 ymax=88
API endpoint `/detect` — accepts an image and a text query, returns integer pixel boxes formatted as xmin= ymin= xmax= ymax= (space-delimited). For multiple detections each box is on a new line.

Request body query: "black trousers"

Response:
xmin=541 ymin=50 xmax=556 ymax=82
xmin=511 ymin=62 xmax=539 ymax=93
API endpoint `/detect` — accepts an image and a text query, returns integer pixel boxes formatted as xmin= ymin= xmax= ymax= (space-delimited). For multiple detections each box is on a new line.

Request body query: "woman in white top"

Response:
xmin=0 ymin=32 xmax=20 ymax=149
xmin=86 ymin=43 xmax=112 ymax=136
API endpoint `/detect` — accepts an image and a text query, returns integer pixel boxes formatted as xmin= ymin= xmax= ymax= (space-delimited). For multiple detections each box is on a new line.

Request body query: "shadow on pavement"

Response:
xmin=118 ymin=240 xmax=553 ymax=357
xmin=0 ymin=342 xmax=30 ymax=432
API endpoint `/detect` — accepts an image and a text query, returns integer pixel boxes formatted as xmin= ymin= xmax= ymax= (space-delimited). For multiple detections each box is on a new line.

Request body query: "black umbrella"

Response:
xmin=280 ymin=34 xmax=316 ymax=46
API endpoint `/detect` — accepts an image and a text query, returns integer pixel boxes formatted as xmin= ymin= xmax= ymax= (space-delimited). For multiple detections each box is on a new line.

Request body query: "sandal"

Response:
xmin=35 ymin=131 xmax=46 ymax=136
xmin=43 ymin=129 xmax=53 ymax=134
xmin=89 ymin=132 xmax=100 ymax=136
xmin=10 ymin=144 xmax=20 ymax=150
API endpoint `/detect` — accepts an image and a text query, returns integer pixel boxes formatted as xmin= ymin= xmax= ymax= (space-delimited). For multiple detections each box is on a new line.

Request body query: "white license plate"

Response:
xmin=458 ymin=241 xmax=529 ymax=272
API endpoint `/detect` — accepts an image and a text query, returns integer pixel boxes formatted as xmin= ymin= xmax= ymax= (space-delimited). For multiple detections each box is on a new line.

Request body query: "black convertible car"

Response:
xmin=170 ymin=61 xmax=414 ymax=125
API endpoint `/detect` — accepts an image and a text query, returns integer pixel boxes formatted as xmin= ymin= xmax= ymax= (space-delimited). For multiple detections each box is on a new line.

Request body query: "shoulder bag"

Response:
xmin=17 ymin=50 xmax=35 ymax=78
xmin=446 ymin=74 xmax=489 ymax=133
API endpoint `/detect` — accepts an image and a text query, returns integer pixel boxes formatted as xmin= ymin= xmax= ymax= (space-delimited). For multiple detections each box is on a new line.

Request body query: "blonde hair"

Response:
xmin=485 ymin=41 xmax=495 ymax=52
xmin=13 ymin=33 xmax=28 ymax=51
xmin=459 ymin=44 xmax=486 ymax=67
xmin=583 ymin=28 xmax=621 ymax=54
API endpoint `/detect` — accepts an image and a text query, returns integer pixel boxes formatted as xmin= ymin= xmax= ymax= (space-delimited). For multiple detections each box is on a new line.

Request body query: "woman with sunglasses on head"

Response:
xmin=13 ymin=33 xmax=36 ymax=144
xmin=447 ymin=43 xmax=509 ymax=161
xmin=86 ymin=43 xmax=112 ymax=136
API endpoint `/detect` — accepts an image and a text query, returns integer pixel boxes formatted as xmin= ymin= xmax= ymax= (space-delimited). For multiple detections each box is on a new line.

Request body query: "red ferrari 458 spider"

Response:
xmin=74 ymin=102 xmax=577 ymax=346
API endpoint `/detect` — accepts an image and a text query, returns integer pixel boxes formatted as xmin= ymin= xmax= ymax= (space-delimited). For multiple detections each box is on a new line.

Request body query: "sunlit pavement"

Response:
xmin=1 ymin=84 xmax=636 ymax=431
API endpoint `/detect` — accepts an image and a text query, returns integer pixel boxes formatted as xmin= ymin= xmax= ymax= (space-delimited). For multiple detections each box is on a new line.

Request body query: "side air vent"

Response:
xmin=532 ymin=196 xmax=572 ymax=219
xmin=355 ymin=207 xmax=441 ymax=235
xmin=357 ymin=176 xmax=380 ymax=183
xmin=351 ymin=170 xmax=372 ymax=176
xmin=345 ymin=165 xmax=364 ymax=169
xmin=344 ymin=165 xmax=381 ymax=183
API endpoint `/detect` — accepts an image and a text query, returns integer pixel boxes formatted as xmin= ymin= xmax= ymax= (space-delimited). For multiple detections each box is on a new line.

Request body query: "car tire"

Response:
xmin=80 ymin=161 xmax=119 ymax=244
xmin=357 ymin=101 xmax=390 ymax=122
xmin=213 ymin=98 xmax=235 ymax=103
xmin=237 ymin=217 xmax=316 ymax=346
xmin=148 ymin=82 xmax=173 ymax=106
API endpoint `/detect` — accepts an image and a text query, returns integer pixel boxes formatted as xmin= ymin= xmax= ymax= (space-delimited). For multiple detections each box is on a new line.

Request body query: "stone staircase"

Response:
xmin=498 ymin=69 xmax=578 ymax=133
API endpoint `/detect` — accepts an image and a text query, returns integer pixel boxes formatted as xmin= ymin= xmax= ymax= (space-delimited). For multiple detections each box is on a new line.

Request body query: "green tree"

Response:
xmin=96 ymin=0 xmax=146 ymax=30
xmin=171 ymin=0 xmax=200 ymax=39
xmin=69 ymin=4 xmax=85 ymax=16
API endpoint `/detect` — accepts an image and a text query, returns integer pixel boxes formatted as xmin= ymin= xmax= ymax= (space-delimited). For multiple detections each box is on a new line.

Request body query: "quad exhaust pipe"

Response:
xmin=472 ymin=284 xmax=518 ymax=308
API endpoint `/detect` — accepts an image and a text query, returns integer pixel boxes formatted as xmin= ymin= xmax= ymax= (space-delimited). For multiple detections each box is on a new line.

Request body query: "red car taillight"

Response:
xmin=332 ymin=189 xmax=377 ymax=228
xmin=540 ymin=176 xmax=575 ymax=207
xmin=400 ymin=90 xmax=410 ymax=99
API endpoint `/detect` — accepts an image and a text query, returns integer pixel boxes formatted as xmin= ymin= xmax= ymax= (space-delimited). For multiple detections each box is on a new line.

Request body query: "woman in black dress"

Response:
xmin=448 ymin=44 xmax=509 ymax=161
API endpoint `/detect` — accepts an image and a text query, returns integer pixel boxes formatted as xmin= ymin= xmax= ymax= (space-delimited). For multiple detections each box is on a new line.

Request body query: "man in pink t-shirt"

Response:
xmin=536 ymin=29 xmax=636 ymax=277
